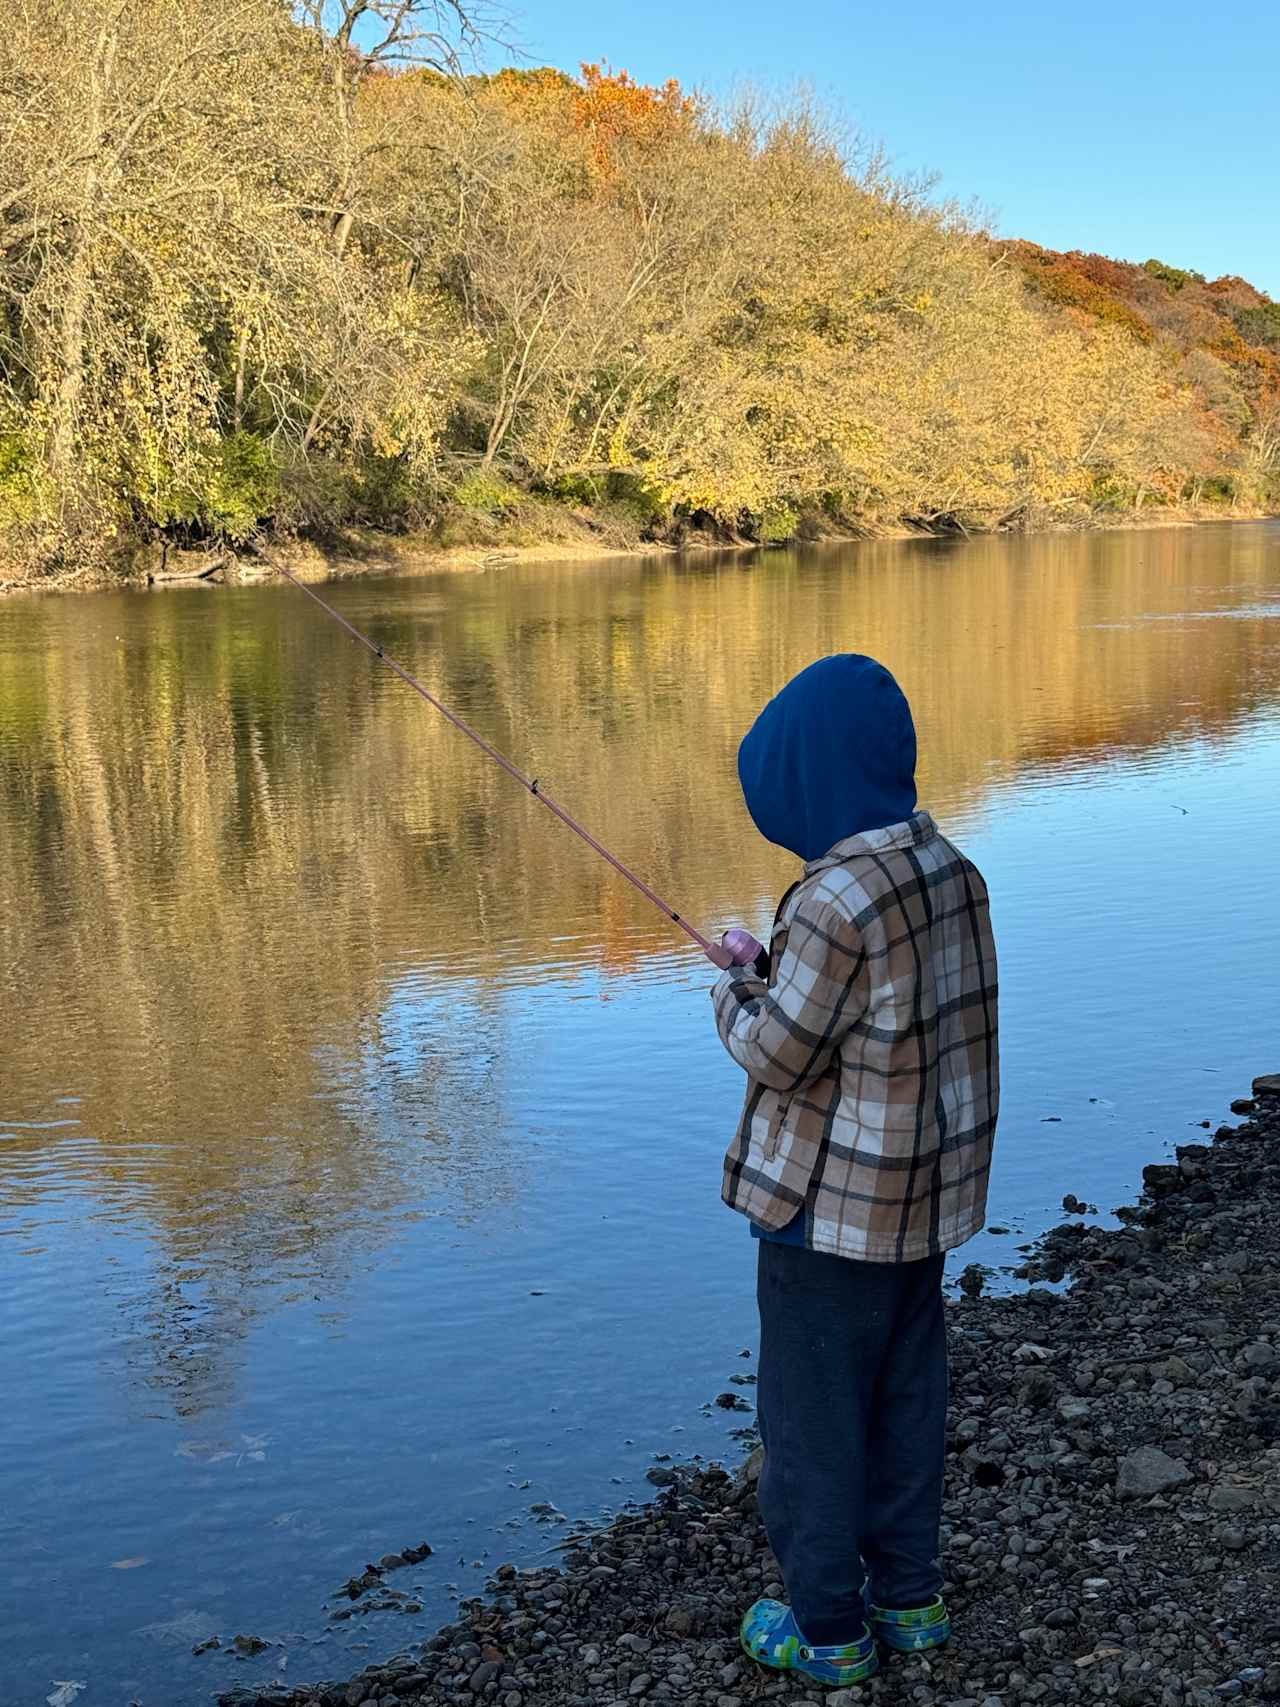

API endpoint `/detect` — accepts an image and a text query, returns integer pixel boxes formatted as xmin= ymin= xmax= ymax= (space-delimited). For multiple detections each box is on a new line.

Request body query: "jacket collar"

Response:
xmin=803 ymin=810 xmax=938 ymax=876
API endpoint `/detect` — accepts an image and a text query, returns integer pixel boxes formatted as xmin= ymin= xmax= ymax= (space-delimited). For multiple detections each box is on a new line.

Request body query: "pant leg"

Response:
xmin=755 ymin=1240 xmax=899 ymax=1645
xmin=860 ymin=1252 xmax=948 ymax=1608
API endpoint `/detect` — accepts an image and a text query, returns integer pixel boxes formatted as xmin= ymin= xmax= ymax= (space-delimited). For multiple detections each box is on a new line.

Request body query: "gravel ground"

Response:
xmin=222 ymin=1075 xmax=1280 ymax=1707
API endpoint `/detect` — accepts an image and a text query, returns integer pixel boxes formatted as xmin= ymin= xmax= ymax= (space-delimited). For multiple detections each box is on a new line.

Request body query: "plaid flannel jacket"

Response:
xmin=714 ymin=811 xmax=998 ymax=1263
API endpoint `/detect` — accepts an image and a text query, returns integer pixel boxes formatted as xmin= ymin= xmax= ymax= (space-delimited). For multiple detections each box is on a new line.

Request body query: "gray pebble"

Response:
xmin=1208 ymin=1485 xmax=1254 ymax=1514
xmin=1116 ymin=1446 xmax=1191 ymax=1498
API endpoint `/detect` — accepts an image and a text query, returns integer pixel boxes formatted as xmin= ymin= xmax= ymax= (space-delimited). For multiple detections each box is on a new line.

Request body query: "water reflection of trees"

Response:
xmin=1 ymin=527 xmax=1276 ymax=1413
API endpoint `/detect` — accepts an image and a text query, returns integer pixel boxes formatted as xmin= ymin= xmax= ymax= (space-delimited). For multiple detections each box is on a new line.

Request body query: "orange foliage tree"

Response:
xmin=482 ymin=62 xmax=695 ymax=181
xmin=570 ymin=63 xmax=695 ymax=174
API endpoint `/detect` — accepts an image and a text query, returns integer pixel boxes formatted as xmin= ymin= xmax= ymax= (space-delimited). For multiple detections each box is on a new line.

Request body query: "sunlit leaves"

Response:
xmin=3 ymin=12 xmax=1278 ymax=573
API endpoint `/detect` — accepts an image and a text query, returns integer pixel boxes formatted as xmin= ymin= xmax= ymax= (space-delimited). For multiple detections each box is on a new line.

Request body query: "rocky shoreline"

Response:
xmin=222 ymin=1076 xmax=1280 ymax=1707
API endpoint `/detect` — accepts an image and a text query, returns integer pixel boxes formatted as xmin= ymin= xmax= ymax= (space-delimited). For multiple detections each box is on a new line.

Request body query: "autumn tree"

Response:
xmin=293 ymin=1 xmax=495 ymax=258
xmin=1 ymin=1 xmax=314 ymax=519
xmin=0 ymin=0 xmax=483 ymax=561
xmin=2 ymin=32 xmax=1277 ymax=579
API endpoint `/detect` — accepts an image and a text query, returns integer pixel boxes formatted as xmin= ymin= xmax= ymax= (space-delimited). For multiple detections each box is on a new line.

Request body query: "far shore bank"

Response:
xmin=211 ymin=1074 xmax=1280 ymax=1707
xmin=1 ymin=504 xmax=1275 ymax=600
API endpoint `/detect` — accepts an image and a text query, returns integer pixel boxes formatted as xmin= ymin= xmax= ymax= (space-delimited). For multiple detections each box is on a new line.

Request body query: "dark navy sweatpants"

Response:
xmin=755 ymin=1239 xmax=948 ymax=1645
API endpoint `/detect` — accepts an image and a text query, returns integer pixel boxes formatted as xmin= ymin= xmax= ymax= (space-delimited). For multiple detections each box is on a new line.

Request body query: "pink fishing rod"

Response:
xmin=267 ymin=558 xmax=759 ymax=970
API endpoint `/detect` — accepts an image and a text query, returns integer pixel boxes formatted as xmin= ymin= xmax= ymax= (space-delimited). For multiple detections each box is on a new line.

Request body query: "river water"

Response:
xmin=2 ymin=524 xmax=1279 ymax=1705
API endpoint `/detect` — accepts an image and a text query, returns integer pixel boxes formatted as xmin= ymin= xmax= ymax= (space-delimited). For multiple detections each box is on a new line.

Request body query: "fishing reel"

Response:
xmin=721 ymin=927 xmax=769 ymax=976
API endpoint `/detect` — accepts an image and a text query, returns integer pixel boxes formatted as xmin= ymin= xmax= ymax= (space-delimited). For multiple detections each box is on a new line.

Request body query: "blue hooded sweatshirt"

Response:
xmin=735 ymin=654 xmax=918 ymax=1244
xmin=737 ymin=654 xmax=918 ymax=862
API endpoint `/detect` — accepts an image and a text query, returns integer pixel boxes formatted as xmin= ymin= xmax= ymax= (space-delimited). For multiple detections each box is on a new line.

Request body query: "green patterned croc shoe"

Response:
xmin=740 ymin=1598 xmax=879 ymax=1687
xmin=867 ymin=1594 xmax=951 ymax=1652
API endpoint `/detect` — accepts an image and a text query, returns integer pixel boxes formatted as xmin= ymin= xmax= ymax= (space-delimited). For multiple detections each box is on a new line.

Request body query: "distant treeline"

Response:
xmin=2 ymin=0 xmax=1278 ymax=579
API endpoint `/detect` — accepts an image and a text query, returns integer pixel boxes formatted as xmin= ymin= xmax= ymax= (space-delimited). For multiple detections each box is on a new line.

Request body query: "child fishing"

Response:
xmin=275 ymin=578 xmax=997 ymax=1688
xmin=713 ymin=654 xmax=1000 ymax=1688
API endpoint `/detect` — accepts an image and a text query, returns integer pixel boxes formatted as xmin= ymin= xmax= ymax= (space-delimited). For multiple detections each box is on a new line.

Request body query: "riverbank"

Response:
xmin=2 ymin=503 xmax=1275 ymax=597
xmin=217 ymin=1076 xmax=1280 ymax=1707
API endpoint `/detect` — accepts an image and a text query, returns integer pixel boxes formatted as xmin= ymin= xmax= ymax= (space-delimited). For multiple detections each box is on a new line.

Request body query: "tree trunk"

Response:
xmin=481 ymin=409 xmax=509 ymax=465
xmin=329 ymin=50 xmax=357 ymax=259
xmin=302 ymin=381 xmax=335 ymax=453
xmin=233 ymin=325 xmax=250 ymax=430
xmin=48 ymin=228 xmax=91 ymax=484
xmin=47 ymin=26 xmax=115 ymax=490
xmin=331 ymin=206 xmax=354 ymax=259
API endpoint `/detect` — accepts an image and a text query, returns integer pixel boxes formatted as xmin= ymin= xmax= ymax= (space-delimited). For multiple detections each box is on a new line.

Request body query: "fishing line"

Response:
xmin=264 ymin=556 xmax=735 ymax=969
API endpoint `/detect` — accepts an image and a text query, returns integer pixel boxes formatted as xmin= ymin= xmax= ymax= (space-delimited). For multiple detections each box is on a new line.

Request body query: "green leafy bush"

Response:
xmin=353 ymin=455 xmax=429 ymax=529
xmin=604 ymin=472 xmax=666 ymax=524
xmin=1142 ymin=259 xmax=1207 ymax=293
xmin=200 ymin=432 xmax=281 ymax=536
xmin=0 ymin=428 xmax=48 ymax=529
xmin=131 ymin=431 xmax=281 ymax=540
xmin=757 ymin=500 xmax=799 ymax=543
xmin=1087 ymin=474 xmax=1134 ymax=511
xmin=453 ymin=470 xmax=520 ymax=516
xmin=548 ymin=472 xmax=606 ymax=505
xmin=1234 ymin=304 xmax=1280 ymax=353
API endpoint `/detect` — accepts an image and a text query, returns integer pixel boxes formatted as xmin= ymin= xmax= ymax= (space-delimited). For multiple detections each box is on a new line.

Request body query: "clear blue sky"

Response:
xmin=494 ymin=0 xmax=1280 ymax=296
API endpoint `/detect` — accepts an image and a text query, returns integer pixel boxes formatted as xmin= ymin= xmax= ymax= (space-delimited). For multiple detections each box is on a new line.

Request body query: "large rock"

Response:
xmin=1208 ymin=1484 xmax=1255 ymax=1514
xmin=1253 ymin=1073 xmax=1280 ymax=1100
xmin=1116 ymin=1446 xmax=1192 ymax=1499
xmin=1143 ymin=1164 xmax=1184 ymax=1198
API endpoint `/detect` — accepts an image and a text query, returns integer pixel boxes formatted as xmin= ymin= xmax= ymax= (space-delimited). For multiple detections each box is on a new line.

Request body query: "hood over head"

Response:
xmin=737 ymin=655 xmax=918 ymax=862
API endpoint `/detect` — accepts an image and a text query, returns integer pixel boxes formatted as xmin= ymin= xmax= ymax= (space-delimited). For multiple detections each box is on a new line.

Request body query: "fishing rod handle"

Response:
xmin=721 ymin=927 xmax=767 ymax=968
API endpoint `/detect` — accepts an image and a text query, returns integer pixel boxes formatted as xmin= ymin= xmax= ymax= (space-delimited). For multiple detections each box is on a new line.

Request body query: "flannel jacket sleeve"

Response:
xmin=711 ymin=900 xmax=868 ymax=1092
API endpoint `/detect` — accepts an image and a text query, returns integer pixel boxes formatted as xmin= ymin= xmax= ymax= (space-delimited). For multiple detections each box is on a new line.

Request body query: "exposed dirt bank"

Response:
xmin=2 ymin=506 xmax=1274 ymax=598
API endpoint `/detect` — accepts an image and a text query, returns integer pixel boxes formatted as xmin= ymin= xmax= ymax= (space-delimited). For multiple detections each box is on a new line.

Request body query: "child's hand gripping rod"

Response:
xmin=266 ymin=557 xmax=759 ymax=971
